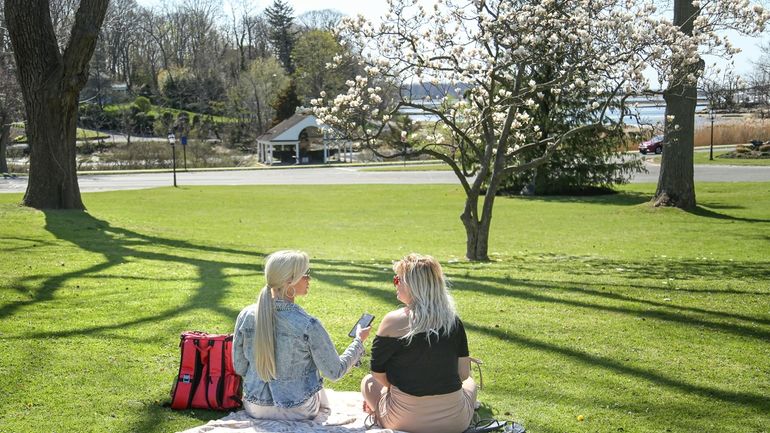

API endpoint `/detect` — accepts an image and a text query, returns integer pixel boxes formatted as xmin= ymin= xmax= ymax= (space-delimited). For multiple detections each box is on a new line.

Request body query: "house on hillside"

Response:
xmin=256 ymin=113 xmax=352 ymax=165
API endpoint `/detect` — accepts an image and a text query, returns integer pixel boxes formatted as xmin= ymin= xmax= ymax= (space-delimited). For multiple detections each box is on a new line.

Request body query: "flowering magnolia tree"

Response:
xmin=313 ymin=0 xmax=767 ymax=260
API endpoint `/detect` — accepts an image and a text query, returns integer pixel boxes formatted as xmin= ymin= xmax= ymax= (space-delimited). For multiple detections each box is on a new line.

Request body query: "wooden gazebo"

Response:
xmin=256 ymin=113 xmax=352 ymax=165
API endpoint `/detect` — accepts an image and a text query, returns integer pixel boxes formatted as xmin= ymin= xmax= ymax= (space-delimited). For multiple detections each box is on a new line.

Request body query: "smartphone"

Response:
xmin=348 ymin=313 xmax=375 ymax=338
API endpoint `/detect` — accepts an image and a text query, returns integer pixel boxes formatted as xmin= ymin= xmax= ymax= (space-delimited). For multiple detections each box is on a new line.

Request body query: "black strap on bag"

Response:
xmin=464 ymin=419 xmax=526 ymax=433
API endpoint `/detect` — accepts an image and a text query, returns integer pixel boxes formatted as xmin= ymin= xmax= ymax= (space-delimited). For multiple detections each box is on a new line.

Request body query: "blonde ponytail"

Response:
xmin=253 ymin=285 xmax=276 ymax=381
xmin=252 ymin=250 xmax=310 ymax=381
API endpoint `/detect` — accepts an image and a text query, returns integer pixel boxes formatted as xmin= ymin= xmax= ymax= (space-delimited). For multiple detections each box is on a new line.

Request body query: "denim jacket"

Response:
xmin=232 ymin=300 xmax=364 ymax=408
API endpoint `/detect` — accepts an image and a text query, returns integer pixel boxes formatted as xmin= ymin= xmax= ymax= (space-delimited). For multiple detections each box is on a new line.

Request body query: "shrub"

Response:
xmin=499 ymin=128 xmax=643 ymax=195
xmin=735 ymin=145 xmax=749 ymax=153
xmin=101 ymin=141 xmax=171 ymax=169
xmin=759 ymin=144 xmax=770 ymax=152
xmin=77 ymin=139 xmax=108 ymax=155
xmin=134 ymin=96 xmax=152 ymax=113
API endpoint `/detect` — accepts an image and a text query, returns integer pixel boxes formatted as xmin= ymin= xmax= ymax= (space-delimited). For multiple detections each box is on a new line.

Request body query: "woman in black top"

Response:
xmin=361 ymin=254 xmax=477 ymax=433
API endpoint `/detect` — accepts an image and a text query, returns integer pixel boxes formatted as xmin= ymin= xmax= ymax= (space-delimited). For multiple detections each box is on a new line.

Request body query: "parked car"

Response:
xmin=639 ymin=135 xmax=664 ymax=154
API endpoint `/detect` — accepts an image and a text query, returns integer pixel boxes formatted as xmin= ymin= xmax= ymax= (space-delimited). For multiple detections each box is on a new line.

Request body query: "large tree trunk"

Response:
xmin=461 ymin=190 xmax=498 ymax=261
xmin=654 ymin=0 xmax=699 ymax=210
xmin=461 ymin=157 xmax=507 ymax=261
xmin=5 ymin=0 xmax=109 ymax=209
xmin=0 ymin=113 xmax=9 ymax=174
xmin=460 ymin=191 xmax=487 ymax=262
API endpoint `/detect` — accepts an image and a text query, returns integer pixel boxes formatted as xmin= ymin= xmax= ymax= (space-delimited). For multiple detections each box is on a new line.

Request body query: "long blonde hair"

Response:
xmin=253 ymin=250 xmax=310 ymax=381
xmin=393 ymin=253 xmax=457 ymax=343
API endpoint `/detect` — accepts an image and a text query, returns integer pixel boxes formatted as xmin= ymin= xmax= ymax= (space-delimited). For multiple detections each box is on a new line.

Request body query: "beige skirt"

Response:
xmin=377 ymin=383 xmax=476 ymax=433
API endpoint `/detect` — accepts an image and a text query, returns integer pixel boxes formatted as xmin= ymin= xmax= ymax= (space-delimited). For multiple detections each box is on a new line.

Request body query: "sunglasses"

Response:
xmin=303 ymin=269 xmax=311 ymax=278
xmin=393 ymin=275 xmax=400 ymax=286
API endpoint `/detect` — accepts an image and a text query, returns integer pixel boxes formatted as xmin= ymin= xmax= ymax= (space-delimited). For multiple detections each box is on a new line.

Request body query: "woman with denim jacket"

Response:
xmin=233 ymin=250 xmax=371 ymax=420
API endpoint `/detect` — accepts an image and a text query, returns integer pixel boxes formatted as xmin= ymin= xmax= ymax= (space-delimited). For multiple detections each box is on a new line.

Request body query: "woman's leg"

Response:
xmin=360 ymin=374 xmax=385 ymax=413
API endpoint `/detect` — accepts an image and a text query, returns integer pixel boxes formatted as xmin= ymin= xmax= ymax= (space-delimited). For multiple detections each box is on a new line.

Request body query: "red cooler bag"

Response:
xmin=170 ymin=331 xmax=242 ymax=410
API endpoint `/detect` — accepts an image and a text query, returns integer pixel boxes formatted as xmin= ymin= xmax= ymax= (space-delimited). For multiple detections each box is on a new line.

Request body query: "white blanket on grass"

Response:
xmin=176 ymin=390 xmax=404 ymax=433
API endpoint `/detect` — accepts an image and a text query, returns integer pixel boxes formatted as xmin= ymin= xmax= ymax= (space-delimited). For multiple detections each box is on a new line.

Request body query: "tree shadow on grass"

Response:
xmin=464 ymin=322 xmax=770 ymax=413
xmin=0 ymin=236 xmax=58 ymax=256
xmin=446 ymin=273 xmax=770 ymax=342
xmin=0 ymin=210 xmax=266 ymax=335
xmin=500 ymin=191 xmax=651 ymax=207
xmin=480 ymin=253 xmax=770 ymax=286
xmin=687 ymin=205 xmax=770 ymax=223
xmin=450 ymin=270 xmax=770 ymax=326
xmin=696 ymin=201 xmax=746 ymax=210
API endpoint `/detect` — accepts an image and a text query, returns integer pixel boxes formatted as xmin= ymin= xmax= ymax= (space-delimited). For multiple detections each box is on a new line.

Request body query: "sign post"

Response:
xmin=181 ymin=135 xmax=188 ymax=170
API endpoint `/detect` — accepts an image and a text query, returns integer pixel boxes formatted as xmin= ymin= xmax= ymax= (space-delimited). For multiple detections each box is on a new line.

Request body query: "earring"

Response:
xmin=286 ymin=286 xmax=296 ymax=299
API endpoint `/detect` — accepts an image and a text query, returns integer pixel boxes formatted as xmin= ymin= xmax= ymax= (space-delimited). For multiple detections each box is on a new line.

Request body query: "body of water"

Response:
xmin=401 ymin=103 xmax=716 ymax=127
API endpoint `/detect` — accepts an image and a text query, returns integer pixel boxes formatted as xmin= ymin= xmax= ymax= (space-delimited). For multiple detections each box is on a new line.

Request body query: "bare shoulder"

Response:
xmin=376 ymin=308 xmax=410 ymax=338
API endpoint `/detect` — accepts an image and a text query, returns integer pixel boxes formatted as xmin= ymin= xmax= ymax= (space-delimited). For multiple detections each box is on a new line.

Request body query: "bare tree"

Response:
xmin=178 ymin=0 xmax=223 ymax=73
xmin=296 ymin=9 xmax=342 ymax=32
xmin=102 ymin=0 xmax=139 ymax=84
xmin=4 ymin=0 xmax=109 ymax=209
xmin=132 ymin=7 xmax=165 ymax=91
xmin=749 ymin=41 xmax=770 ymax=106
xmin=139 ymin=5 xmax=176 ymax=80
xmin=701 ymin=68 xmax=744 ymax=110
xmin=0 ymin=7 xmax=23 ymax=175
xmin=226 ymin=0 xmax=269 ymax=72
xmin=49 ymin=0 xmax=78 ymax=46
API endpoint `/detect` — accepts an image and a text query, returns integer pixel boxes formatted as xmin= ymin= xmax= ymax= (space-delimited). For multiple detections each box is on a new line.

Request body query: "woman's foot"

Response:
xmin=362 ymin=401 xmax=374 ymax=414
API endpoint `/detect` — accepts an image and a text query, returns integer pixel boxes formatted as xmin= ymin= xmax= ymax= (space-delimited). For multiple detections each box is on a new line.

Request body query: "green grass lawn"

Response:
xmin=1 ymin=183 xmax=769 ymax=433
xmin=13 ymin=128 xmax=110 ymax=143
xmin=104 ymin=103 xmax=238 ymax=124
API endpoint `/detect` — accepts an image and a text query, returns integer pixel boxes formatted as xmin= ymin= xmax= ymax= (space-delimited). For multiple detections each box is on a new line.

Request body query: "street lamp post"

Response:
xmin=168 ymin=132 xmax=177 ymax=187
xmin=709 ymin=108 xmax=715 ymax=161
xmin=401 ymin=130 xmax=407 ymax=167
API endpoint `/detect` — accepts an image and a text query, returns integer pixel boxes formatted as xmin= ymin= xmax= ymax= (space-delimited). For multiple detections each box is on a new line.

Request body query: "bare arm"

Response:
xmin=369 ymin=309 xmax=409 ymax=387
xmin=458 ymin=356 xmax=471 ymax=381
xmin=373 ymin=371 xmax=391 ymax=388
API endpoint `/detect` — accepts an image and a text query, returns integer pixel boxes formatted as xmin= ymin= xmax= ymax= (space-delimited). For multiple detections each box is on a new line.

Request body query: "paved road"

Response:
xmin=0 ymin=166 xmax=462 ymax=193
xmin=2 ymin=162 xmax=769 ymax=193
xmin=632 ymin=162 xmax=770 ymax=183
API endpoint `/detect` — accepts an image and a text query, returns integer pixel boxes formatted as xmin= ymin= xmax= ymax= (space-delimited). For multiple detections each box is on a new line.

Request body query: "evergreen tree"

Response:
xmin=500 ymin=65 xmax=643 ymax=196
xmin=265 ymin=0 xmax=297 ymax=73
xmin=271 ymin=81 xmax=301 ymax=125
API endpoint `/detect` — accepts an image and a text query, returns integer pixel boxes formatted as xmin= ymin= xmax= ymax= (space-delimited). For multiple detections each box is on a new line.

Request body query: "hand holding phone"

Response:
xmin=349 ymin=313 xmax=375 ymax=338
